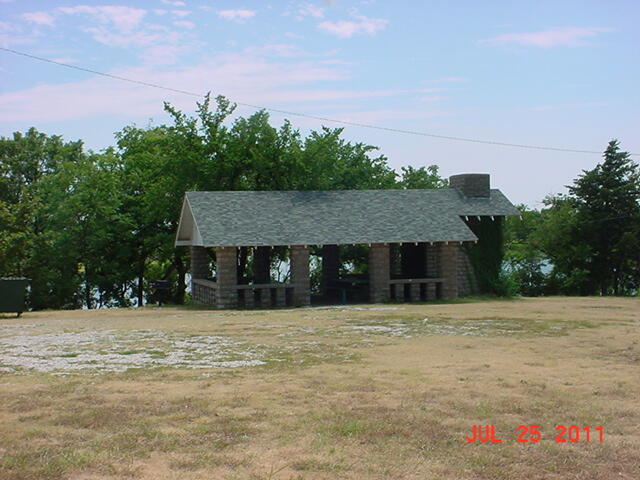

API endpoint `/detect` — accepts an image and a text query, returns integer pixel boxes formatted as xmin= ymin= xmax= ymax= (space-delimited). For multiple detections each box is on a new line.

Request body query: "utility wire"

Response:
xmin=2 ymin=46 xmax=638 ymax=157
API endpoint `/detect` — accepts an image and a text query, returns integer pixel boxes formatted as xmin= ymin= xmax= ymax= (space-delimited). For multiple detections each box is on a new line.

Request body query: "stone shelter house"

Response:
xmin=174 ymin=174 xmax=519 ymax=308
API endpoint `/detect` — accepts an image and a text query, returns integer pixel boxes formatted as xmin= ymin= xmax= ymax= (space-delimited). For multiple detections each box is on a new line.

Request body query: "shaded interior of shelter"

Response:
xmin=188 ymin=239 xmax=466 ymax=308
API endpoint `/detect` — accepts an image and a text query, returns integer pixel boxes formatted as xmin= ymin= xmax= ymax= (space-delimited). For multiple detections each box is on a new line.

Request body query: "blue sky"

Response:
xmin=1 ymin=0 xmax=638 ymax=206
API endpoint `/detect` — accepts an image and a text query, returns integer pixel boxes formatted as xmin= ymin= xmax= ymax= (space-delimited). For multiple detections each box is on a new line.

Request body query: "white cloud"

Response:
xmin=0 ymin=20 xmax=36 ymax=47
xmin=57 ymin=5 xmax=187 ymax=57
xmin=314 ymin=107 xmax=451 ymax=127
xmin=429 ymin=77 xmax=467 ymax=84
xmin=245 ymin=43 xmax=307 ymax=58
xmin=161 ymin=0 xmax=186 ymax=6
xmin=143 ymin=45 xmax=187 ymax=66
xmin=81 ymin=25 xmax=177 ymax=48
xmin=22 ymin=12 xmax=55 ymax=26
xmin=217 ymin=9 xmax=256 ymax=23
xmin=318 ymin=14 xmax=387 ymax=38
xmin=298 ymin=4 xmax=324 ymax=19
xmin=173 ymin=20 xmax=195 ymax=29
xmin=0 ymin=51 xmax=349 ymax=122
xmin=529 ymin=101 xmax=609 ymax=111
xmin=482 ymin=27 xmax=612 ymax=48
xmin=171 ymin=10 xmax=191 ymax=17
xmin=59 ymin=5 xmax=147 ymax=32
xmin=419 ymin=95 xmax=446 ymax=102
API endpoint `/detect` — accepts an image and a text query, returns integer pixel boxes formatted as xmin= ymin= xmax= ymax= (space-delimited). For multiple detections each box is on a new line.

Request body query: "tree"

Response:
xmin=503 ymin=205 xmax=547 ymax=296
xmin=568 ymin=140 xmax=640 ymax=294
xmin=526 ymin=140 xmax=640 ymax=296
xmin=398 ymin=165 xmax=448 ymax=189
xmin=0 ymin=128 xmax=86 ymax=308
xmin=1 ymin=96 xmax=456 ymax=310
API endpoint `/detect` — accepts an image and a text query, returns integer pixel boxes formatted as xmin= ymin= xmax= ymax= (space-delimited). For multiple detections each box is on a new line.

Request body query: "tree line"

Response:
xmin=504 ymin=140 xmax=640 ymax=296
xmin=0 ymin=95 xmax=446 ymax=309
xmin=1 ymin=95 xmax=638 ymax=309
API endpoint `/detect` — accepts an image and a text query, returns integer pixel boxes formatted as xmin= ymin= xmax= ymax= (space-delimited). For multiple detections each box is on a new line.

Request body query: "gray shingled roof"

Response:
xmin=178 ymin=188 xmax=519 ymax=247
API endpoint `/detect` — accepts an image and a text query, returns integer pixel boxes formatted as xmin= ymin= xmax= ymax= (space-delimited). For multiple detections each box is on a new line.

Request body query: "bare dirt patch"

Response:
xmin=0 ymin=296 xmax=638 ymax=479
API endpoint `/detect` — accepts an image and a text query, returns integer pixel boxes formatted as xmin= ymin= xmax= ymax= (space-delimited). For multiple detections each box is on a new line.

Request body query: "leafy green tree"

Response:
xmin=0 ymin=128 xmax=85 ymax=308
xmin=503 ymin=205 xmax=547 ymax=296
xmin=0 ymin=96 xmax=456 ymax=310
xmin=532 ymin=194 xmax=592 ymax=294
xmin=398 ymin=165 xmax=448 ymax=189
xmin=117 ymin=95 xmax=405 ymax=302
xmin=298 ymin=127 xmax=397 ymax=190
xmin=567 ymin=140 xmax=640 ymax=294
xmin=21 ymin=149 xmax=133 ymax=309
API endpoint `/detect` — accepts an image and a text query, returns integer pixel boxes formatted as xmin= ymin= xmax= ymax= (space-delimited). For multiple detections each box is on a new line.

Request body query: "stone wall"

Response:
xmin=190 ymin=246 xmax=209 ymax=280
xmin=192 ymin=279 xmax=217 ymax=305
xmin=449 ymin=174 xmax=490 ymax=198
xmin=457 ymin=245 xmax=478 ymax=297
xmin=291 ymin=245 xmax=310 ymax=306
xmin=369 ymin=243 xmax=390 ymax=303
xmin=216 ymin=246 xmax=238 ymax=308
xmin=439 ymin=243 xmax=459 ymax=299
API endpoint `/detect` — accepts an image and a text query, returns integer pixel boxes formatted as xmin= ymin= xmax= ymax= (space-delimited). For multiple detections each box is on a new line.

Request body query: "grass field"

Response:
xmin=0 ymin=297 xmax=638 ymax=479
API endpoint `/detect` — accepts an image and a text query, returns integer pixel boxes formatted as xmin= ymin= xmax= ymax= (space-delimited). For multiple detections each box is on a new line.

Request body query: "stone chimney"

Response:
xmin=449 ymin=173 xmax=490 ymax=198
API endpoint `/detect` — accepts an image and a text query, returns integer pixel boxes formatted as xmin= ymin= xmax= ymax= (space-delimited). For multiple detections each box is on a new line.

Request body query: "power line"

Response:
xmin=2 ymin=46 xmax=638 ymax=157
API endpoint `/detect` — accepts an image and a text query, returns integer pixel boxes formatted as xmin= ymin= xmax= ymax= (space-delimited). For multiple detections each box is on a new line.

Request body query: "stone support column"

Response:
xmin=439 ymin=243 xmax=459 ymax=300
xmin=290 ymin=245 xmax=310 ymax=306
xmin=216 ymin=247 xmax=238 ymax=308
xmin=425 ymin=244 xmax=438 ymax=300
xmin=369 ymin=243 xmax=390 ymax=303
xmin=190 ymin=246 xmax=209 ymax=280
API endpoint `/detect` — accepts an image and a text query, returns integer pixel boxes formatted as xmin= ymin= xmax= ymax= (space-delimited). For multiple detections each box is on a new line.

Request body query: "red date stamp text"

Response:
xmin=465 ymin=424 xmax=604 ymax=443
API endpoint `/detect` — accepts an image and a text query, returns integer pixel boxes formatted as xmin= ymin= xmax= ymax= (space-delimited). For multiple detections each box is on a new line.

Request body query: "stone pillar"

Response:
xmin=369 ymin=243 xmax=390 ymax=303
xmin=190 ymin=246 xmax=209 ymax=280
xmin=439 ymin=243 xmax=459 ymax=300
xmin=216 ymin=247 xmax=238 ymax=308
xmin=254 ymin=246 xmax=271 ymax=284
xmin=425 ymin=244 xmax=438 ymax=300
xmin=457 ymin=245 xmax=477 ymax=297
xmin=290 ymin=245 xmax=310 ymax=306
xmin=321 ymin=244 xmax=340 ymax=297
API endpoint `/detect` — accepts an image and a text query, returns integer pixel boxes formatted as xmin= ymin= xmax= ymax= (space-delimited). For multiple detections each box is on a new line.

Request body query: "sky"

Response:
xmin=1 ymin=0 xmax=638 ymax=207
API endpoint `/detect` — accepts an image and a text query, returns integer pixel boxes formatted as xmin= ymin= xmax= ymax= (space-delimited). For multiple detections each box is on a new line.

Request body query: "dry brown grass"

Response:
xmin=0 ymin=296 xmax=639 ymax=479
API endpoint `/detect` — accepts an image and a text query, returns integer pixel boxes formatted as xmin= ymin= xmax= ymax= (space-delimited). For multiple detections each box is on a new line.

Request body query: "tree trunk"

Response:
xmin=237 ymin=246 xmax=248 ymax=283
xmin=137 ymin=259 xmax=145 ymax=307
xmin=174 ymin=252 xmax=187 ymax=304
xmin=84 ymin=278 xmax=93 ymax=310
